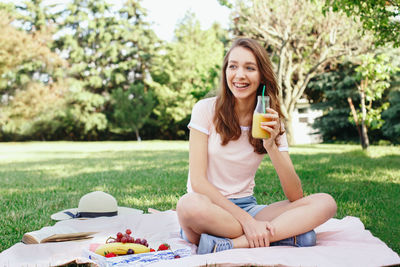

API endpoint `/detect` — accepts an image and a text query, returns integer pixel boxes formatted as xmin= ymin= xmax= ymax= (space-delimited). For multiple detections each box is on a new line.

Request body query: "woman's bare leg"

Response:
xmin=255 ymin=193 xmax=337 ymax=241
xmin=177 ymin=192 xmax=336 ymax=248
xmin=176 ymin=192 xmax=244 ymax=245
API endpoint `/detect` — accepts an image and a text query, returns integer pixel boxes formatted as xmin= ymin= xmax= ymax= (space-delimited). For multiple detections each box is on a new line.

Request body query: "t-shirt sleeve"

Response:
xmin=277 ymin=122 xmax=289 ymax=152
xmin=187 ymin=99 xmax=212 ymax=135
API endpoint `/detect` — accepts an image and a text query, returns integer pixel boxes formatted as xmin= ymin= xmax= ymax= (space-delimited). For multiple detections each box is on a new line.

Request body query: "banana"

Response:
xmin=95 ymin=242 xmax=150 ymax=256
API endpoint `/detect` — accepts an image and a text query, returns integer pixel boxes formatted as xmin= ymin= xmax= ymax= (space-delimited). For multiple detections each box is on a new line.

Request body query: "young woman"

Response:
xmin=176 ymin=38 xmax=337 ymax=254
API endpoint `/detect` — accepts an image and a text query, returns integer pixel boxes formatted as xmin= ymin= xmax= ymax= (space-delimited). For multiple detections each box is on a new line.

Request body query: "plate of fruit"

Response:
xmin=84 ymin=229 xmax=191 ymax=266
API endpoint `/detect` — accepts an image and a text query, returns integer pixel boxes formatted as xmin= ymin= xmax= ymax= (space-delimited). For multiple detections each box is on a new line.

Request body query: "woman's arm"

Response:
xmin=261 ymin=108 xmax=303 ymax=202
xmin=265 ymin=147 xmax=303 ymax=201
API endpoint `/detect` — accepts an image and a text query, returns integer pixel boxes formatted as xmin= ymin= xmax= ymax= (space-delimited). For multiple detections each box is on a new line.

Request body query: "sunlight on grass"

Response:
xmin=0 ymin=142 xmax=399 ymax=254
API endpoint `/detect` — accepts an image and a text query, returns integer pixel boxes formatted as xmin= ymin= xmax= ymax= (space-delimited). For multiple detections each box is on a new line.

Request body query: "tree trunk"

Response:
xmin=284 ymin=116 xmax=295 ymax=146
xmin=347 ymin=97 xmax=362 ymax=144
xmin=359 ymin=82 xmax=369 ymax=149
xmin=135 ymin=129 xmax=141 ymax=142
xmin=361 ymin=121 xmax=369 ymax=149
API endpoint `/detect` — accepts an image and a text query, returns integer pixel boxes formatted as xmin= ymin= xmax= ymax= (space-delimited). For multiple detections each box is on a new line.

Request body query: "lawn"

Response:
xmin=0 ymin=141 xmax=399 ymax=255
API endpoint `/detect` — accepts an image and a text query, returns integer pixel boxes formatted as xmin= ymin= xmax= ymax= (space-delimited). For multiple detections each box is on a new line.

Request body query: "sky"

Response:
xmin=6 ymin=0 xmax=232 ymax=41
xmin=140 ymin=0 xmax=231 ymax=41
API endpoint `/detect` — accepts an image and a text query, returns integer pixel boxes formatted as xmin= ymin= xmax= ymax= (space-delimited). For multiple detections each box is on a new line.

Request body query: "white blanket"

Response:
xmin=1 ymin=210 xmax=399 ymax=267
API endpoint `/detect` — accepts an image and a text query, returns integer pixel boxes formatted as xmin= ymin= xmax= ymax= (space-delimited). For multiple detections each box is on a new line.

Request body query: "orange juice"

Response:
xmin=252 ymin=113 xmax=270 ymax=139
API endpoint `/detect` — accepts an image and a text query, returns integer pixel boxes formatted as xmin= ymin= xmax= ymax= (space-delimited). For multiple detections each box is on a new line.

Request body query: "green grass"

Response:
xmin=0 ymin=142 xmax=399 ymax=255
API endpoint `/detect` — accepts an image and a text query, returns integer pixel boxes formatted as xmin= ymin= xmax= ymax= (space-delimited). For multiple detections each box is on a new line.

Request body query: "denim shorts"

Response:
xmin=180 ymin=195 xmax=266 ymax=243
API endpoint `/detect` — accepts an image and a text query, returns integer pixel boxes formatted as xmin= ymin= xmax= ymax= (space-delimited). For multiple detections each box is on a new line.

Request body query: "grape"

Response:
xmin=121 ymin=237 xmax=127 ymax=243
xmin=127 ymin=236 xmax=134 ymax=243
xmin=116 ymin=237 xmax=121 ymax=242
xmin=127 ymin=248 xmax=134 ymax=254
xmin=117 ymin=232 xmax=123 ymax=239
xmin=141 ymin=239 xmax=148 ymax=247
xmin=135 ymin=238 xmax=141 ymax=244
xmin=126 ymin=229 xmax=132 ymax=235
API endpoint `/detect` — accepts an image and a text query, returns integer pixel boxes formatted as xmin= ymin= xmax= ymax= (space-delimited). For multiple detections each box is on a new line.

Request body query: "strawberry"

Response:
xmin=105 ymin=252 xmax=117 ymax=258
xmin=157 ymin=243 xmax=170 ymax=251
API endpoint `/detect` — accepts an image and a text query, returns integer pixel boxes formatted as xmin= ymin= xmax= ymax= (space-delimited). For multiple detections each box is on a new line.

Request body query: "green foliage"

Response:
xmin=111 ymin=83 xmax=155 ymax=140
xmin=323 ymin=0 xmax=400 ymax=47
xmin=351 ymin=53 xmax=396 ymax=131
xmin=0 ymin=9 xmax=64 ymax=95
xmin=308 ymin=63 xmax=360 ymax=142
xmin=14 ymin=0 xmax=57 ymax=32
xmin=217 ymin=0 xmax=233 ymax=9
xmin=149 ymin=12 xmax=225 ymax=138
xmin=309 ymin=54 xmax=399 ymax=144
xmin=51 ymin=0 xmax=158 ymax=139
xmin=382 ymin=90 xmax=400 ymax=144
xmin=223 ymin=0 xmax=373 ymax=144
xmin=0 ymin=0 xmax=65 ymax=96
xmin=54 ymin=0 xmax=158 ymax=95
xmin=0 ymin=80 xmax=107 ymax=141
xmin=60 ymin=87 xmax=107 ymax=140
xmin=0 ymin=0 xmax=160 ymax=141
xmin=0 ymin=82 xmax=67 ymax=140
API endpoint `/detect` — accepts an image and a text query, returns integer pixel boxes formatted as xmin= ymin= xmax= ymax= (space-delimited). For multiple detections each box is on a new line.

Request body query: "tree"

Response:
xmin=149 ymin=12 xmax=225 ymax=139
xmin=0 ymin=81 xmax=67 ymax=141
xmin=111 ymin=83 xmax=154 ymax=141
xmin=308 ymin=62 xmax=360 ymax=143
xmin=222 ymin=0 xmax=373 ymax=144
xmin=54 ymin=0 xmax=158 ymax=95
xmin=323 ymin=0 xmax=400 ymax=47
xmin=0 ymin=9 xmax=64 ymax=94
xmin=0 ymin=8 xmax=66 ymax=141
xmin=0 ymin=0 xmax=65 ymax=94
xmin=350 ymin=53 xmax=396 ymax=149
xmin=51 ymin=0 xmax=159 ymax=139
xmin=1 ymin=0 xmax=159 ymax=141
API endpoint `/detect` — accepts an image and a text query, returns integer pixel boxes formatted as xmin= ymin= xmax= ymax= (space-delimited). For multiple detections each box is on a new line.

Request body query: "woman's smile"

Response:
xmin=233 ymin=82 xmax=250 ymax=90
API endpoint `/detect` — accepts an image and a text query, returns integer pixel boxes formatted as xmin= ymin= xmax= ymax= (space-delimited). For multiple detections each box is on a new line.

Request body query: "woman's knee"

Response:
xmin=313 ymin=193 xmax=337 ymax=217
xmin=176 ymin=192 xmax=211 ymax=222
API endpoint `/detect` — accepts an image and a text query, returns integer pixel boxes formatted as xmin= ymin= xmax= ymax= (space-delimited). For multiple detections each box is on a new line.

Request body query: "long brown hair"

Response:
xmin=213 ymin=38 xmax=284 ymax=154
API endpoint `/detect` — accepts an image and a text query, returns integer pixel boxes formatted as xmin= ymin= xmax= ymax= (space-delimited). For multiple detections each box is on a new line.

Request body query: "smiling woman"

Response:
xmin=176 ymin=38 xmax=337 ymax=254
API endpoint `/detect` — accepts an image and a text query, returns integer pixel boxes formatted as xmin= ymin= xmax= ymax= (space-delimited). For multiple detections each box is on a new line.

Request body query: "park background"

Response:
xmin=0 ymin=0 xmax=399 ymax=257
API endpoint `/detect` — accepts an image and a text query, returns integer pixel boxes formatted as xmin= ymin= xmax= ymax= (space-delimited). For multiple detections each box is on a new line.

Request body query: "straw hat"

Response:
xmin=51 ymin=191 xmax=143 ymax=220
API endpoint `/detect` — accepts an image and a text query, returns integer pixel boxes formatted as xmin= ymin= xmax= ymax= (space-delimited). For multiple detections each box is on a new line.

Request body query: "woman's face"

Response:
xmin=226 ymin=46 xmax=261 ymax=101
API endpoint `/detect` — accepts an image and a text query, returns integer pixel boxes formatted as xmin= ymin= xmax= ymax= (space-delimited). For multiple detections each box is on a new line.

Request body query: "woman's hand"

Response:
xmin=241 ymin=217 xmax=275 ymax=248
xmin=260 ymin=107 xmax=280 ymax=150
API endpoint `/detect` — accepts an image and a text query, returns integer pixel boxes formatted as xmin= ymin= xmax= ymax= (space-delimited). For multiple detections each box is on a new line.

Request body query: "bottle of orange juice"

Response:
xmin=252 ymin=95 xmax=270 ymax=139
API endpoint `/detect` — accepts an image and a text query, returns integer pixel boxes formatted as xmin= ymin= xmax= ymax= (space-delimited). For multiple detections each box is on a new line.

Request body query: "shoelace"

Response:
xmin=212 ymin=239 xmax=232 ymax=253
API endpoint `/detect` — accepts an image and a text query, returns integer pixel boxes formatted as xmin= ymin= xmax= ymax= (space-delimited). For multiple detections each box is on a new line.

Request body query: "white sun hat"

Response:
xmin=51 ymin=191 xmax=143 ymax=220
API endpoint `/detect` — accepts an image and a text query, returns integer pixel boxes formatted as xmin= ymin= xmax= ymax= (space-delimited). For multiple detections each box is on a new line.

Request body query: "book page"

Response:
xmin=22 ymin=225 xmax=96 ymax=244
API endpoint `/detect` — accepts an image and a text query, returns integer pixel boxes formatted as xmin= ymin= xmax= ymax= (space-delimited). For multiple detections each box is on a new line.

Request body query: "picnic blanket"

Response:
xmin=1 ymin=210 xmax=399 ymax=267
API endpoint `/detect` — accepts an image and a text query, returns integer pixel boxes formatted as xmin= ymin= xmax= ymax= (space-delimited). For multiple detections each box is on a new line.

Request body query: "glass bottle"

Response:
xmin=251 ymin=95 xmax=270 ymax=139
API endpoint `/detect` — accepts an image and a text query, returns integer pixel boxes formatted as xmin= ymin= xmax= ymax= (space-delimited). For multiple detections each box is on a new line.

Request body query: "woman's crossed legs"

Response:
xmin=176 ymin=192 xmax=337 ymax=250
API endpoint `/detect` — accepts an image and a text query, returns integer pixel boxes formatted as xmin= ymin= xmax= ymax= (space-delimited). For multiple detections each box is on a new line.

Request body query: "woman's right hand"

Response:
xmin=241 ymin=217 xmax=275 ymax=247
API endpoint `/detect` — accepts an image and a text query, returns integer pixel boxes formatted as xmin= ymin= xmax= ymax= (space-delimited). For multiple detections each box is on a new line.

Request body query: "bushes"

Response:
xmin=382 ymin=90 xmax=400 ymax=144
xmin=0 ymin=83 xmax=107 ymax=141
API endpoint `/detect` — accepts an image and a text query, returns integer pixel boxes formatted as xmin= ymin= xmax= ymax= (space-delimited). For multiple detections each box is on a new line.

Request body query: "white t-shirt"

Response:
xmin=187 ymin=97 xmax=289 ymax=198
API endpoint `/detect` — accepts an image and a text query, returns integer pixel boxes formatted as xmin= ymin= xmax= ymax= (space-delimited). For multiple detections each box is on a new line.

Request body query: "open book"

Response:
xmin=22 ymin=225 xmax=97 ymax=244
